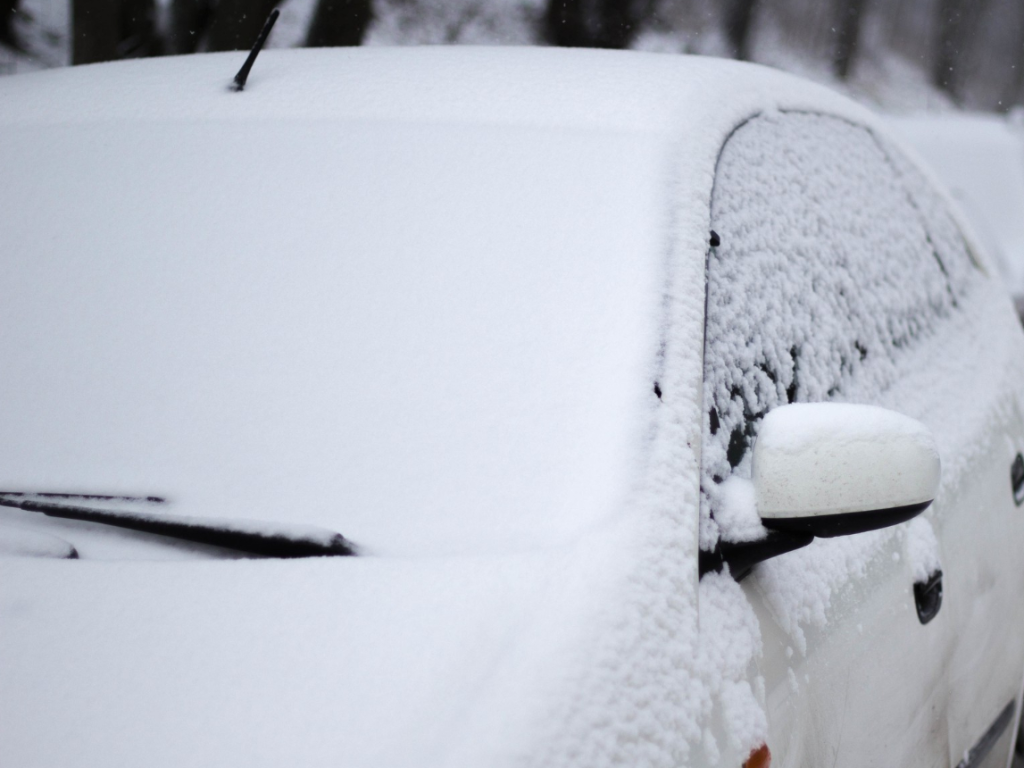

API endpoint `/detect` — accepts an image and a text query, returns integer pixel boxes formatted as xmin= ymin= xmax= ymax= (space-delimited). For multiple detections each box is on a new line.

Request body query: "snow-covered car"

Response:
xmin=886 ymin=112 xmax=1024 ymax=319
xmin=2 ymin=47 xmax=1024 ymax=768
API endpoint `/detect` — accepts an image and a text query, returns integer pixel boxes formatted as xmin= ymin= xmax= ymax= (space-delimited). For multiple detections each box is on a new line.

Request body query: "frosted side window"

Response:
xmin=700 ymin=112 xmax=978 ymax=549
xmin=880 ymin=138 xmax=978 ymax=289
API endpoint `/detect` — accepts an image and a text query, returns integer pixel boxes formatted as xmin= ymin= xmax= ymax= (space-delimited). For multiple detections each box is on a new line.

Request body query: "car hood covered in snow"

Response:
xmin=0 ymin=48 xmax=893 ymax=767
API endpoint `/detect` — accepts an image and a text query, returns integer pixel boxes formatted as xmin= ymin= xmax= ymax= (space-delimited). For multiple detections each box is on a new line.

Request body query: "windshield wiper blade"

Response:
xmin=0 ymin=493 xmax=356 ymax=558
xmin=0 ymin=491 xmax=166 ymax=502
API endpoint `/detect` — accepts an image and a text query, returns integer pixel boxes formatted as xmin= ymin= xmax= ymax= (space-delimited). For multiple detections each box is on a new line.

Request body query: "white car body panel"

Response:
xmin=886 ymin=113 xmax=1024 ymax=296
xmin=744 ymin=279 xmax=1024 ymax=768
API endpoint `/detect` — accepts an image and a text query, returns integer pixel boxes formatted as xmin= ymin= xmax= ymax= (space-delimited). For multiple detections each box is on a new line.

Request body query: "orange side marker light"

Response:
xmin=743 ymin=743 xmax=771 ymax=768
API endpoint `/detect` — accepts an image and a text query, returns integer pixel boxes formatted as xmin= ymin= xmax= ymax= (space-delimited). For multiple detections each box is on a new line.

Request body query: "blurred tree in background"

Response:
xmin=162 ymin=0 xmax=281 ymax=53
xmin=306 ymin=0 xmax=373 ymax=47
xmin=544 ymin=0 xmax=652 ymax=49
xmin=725 ymin=0 xmax=759 ymax=60
xmin=74 ymin=0 xmax=371 ymax=61
xmin=168 ymin=0 xmax=211 ymax=53
xmin=72 ymin=0 xmax=160 ymax=63
xmin=932 ymin=0 xmax=991 ymax=102
xmin=204 ymin=0 xmax=278 ymax=50
xmin=831 ymin=0 xmax=866 ymax=79
xmin=0 ymin=0 xmax=19 ymax=50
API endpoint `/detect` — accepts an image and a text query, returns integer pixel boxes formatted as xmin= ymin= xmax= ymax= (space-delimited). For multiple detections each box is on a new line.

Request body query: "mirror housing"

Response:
xmin=752 ymin=403 xmax=940 ymax=538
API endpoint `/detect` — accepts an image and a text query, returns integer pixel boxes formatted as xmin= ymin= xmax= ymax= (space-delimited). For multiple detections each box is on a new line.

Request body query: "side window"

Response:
xmin=879 ymin=137 xmax=979 ymax=290
xmin=701 ymin=112 xmax=979 ymax=549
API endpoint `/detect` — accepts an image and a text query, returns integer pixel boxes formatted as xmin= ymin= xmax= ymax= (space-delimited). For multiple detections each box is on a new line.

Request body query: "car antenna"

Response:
xmin=232 ymin=8 xmax=279 ymax=92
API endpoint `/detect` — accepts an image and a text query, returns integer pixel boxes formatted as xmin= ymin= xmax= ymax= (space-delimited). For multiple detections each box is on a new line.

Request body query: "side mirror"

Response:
xmin=702 ymin=403 xmax=940 ymax=580
xmin=753 ymin=403 xmax=940 ymax=537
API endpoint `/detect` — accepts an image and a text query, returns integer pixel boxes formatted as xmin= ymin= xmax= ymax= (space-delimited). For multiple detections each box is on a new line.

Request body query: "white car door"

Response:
xmin=699 ymin=111 xmax=1024 ymax=767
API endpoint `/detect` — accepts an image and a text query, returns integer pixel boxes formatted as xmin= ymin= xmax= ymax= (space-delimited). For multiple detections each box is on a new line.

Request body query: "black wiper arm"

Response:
xmin=0 ymin=493 xmax=356 ymax=558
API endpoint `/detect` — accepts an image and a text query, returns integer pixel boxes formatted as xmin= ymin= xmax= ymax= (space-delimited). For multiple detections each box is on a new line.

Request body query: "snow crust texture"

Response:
xmin=702 ymin=112 xmax=979 ymax=547
xmin=714 ymin=476 xmax=766 ymax=543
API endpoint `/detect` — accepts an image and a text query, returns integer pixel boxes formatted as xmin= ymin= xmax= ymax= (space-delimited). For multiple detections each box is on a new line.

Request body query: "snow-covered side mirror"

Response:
xmin=752 ymin=403 xmax=941 ymax=538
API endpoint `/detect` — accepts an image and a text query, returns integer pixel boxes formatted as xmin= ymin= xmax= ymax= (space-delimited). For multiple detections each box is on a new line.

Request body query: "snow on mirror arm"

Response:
xmin=0 ymin=492 xmax=357 ymax=558
xmin=702 ymin=404 xmax=940 ymax=580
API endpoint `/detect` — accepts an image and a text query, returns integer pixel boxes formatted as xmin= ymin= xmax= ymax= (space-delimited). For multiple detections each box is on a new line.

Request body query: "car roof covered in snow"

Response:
xmin=0 ymin=45 xmax=871 ymax=133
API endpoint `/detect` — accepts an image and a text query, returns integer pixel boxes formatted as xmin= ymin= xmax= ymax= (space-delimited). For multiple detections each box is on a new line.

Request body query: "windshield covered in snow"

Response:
xmin=0 ymin=117 xmax=668 ymax=558
xmin=701 ymin=111 xmax=980 ymax=549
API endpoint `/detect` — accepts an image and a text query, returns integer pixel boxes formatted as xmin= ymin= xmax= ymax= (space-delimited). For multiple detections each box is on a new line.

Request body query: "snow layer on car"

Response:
xmin=702 ymin=112 xmax=977 ymax=548
xmin=886 ymin=113 xmax=1024 ymax=294
xmin=0 ymin=47 xmax=996 ymax=768
xmin=754 ymin=275 xmax=1024 ymax=653
xmin=701 ymin=105 xmax=1024 ymax=667
xmin=904 ymin=516 xmax=942 ymax=584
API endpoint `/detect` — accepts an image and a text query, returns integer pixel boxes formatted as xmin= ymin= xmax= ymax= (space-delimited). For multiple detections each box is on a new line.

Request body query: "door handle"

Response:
xmin=1012 ymin=453 xmax=1024 ymax=506
xmin=914 ymin=570 xmax=943 ymax=625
